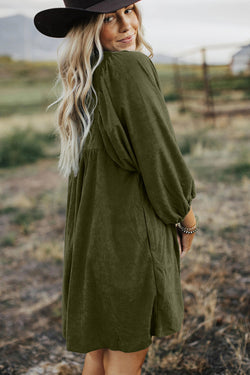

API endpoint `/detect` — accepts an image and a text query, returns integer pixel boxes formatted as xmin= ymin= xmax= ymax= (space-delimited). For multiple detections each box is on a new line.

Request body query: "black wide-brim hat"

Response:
xmin=34 ymin=0 xmax=141 ymax=38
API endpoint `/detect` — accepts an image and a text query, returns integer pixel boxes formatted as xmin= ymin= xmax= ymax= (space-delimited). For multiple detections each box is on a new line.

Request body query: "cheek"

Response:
xmin=132 ymin=13 xmax=139 ymax=30
xmin=100 ymin=26 xmax=115 ymax=43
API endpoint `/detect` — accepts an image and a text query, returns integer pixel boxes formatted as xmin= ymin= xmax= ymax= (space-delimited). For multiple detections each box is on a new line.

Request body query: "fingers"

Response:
xmin=180 ymin=245 xmax=190 ymax=258
xmin=176 ymin=230 xmax=182 ymax=256
xmin=180 ymin=249 xmax=188 ymax=258
xmin=180 ymin=243 xmax=192 ymax=258
xmin=175 ymin=227 xmax=194 ymax=258
xmin=180 ymin=232 xmax=195 ymax=257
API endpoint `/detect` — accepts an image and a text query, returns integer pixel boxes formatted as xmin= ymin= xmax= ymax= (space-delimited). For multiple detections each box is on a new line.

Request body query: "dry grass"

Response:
xmin=0 ymin=99 xmax=249 ymax=374
xmin=0 ymin=112 xmax=56 ymax=137
xmin=142 ymin=104 xmax=250 ymax=375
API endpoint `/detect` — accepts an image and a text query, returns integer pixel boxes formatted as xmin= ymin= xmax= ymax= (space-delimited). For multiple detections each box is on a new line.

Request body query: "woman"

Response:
xmin=34 ymin=1 xmax=198 ymax=374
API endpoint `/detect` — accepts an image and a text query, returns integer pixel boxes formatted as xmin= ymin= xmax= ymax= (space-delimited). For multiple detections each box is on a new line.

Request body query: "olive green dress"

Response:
xmin=62 ymin=50 xmax=196 ymax=354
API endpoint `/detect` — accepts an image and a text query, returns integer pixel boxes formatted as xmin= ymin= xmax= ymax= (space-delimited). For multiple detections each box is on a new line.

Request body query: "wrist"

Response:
xmin=177 ymin=215 xmax=199 ymax=234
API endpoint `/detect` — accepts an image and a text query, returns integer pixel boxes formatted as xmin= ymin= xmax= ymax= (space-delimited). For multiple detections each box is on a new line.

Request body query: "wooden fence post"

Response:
xmin=173 ymin=57 xmax=186 ymax=113
xmin=201 ymin=47 xmax=216 ymax=126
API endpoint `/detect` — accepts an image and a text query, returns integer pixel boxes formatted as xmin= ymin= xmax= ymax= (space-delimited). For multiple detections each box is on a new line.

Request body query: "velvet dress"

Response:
xmin=62 ymin=49 xmax=196 ymax=353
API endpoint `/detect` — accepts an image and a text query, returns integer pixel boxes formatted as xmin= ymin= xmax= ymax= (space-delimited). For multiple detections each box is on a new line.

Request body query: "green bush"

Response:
xmin=10 ymin=207 xmax=44 ymax=226
xmin=164 ymin=92 xmax=181 ymax=102
xmin=0 ymin=232 xmax=17 ymax=247
xmin=0 ymin=127 xmax=55 ymax=168
xmin=177 ymin=127 xmax=222 ymax=155
xmin=222 ymin=162 xmax=250 ymax=181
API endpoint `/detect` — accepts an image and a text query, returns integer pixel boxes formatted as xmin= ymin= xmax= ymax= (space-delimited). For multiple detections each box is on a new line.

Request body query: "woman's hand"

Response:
xmin=176 ymin=226 xmax=196 ymax=258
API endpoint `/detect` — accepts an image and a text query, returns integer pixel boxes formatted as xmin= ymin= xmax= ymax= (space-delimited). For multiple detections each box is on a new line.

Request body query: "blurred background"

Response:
xmin=0 ymin=0 xmax=249 ymax=374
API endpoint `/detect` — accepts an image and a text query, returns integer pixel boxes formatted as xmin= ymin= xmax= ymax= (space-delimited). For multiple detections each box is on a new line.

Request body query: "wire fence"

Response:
xmin=155 ymin=41 xmax=250 ymax=127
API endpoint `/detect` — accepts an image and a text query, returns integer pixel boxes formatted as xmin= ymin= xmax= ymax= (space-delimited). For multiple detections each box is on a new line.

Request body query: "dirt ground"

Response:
xmin=0 ymin=104 xmax=249 ymax=374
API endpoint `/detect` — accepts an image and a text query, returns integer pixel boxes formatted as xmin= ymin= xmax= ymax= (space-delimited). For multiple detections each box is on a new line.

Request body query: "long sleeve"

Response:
xmin=96 ymin=51 xmax=196 ymax=226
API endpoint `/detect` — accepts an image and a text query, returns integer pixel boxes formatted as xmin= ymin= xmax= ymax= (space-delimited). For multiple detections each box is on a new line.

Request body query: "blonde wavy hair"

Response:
xmin=50 ymin=3 xmax=153 ymax=179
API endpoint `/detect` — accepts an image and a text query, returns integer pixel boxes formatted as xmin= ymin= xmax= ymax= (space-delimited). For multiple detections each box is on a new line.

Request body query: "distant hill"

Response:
xmin=0 ymin=14 xmax=175 ymax=63
xmin=151 ymin=53 xmax=176 ymax=64
xmin=0 ymin=14 xmax=60 ymax=61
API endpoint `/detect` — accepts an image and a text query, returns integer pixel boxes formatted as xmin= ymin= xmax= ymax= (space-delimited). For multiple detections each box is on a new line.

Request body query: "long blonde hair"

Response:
xmin=50 ymin=3 xmax=153 ymax=179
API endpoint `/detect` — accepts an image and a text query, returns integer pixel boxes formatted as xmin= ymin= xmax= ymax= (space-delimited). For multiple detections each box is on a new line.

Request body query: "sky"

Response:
xmin=0 ymin=0 xmax=250 ymax=63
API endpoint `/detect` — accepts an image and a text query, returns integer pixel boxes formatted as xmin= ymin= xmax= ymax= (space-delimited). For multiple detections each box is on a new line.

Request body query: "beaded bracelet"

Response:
xmin=181 ymin=222 xmax=197 ymax=230
xmin=176 ymin=215 xmax=199 ymax=234
xmin=176 ymin=222 xmax=198 ymax=234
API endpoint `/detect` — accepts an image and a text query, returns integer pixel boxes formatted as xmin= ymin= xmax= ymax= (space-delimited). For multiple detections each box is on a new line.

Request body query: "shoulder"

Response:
xmin=109 ymin=50 xmax=151 ymax=65
xmin=93 ymin=50 xmax=161 ymax=96
xmin=97 ymin=50 xmax=155 ymax=78
xmin=98 ymin=50 xmax=159 ymax=90
xmin=109 ymin=50 xmax=154 ymax=74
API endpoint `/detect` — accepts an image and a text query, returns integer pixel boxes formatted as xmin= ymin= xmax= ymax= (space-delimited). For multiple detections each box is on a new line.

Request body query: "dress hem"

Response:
xmin=62 ymin=326 xmax=182 ymax=354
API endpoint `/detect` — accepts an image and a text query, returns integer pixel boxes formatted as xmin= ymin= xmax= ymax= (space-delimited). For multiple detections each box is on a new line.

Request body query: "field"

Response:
xmin=0 ymin=58 xmax=249 ymax=374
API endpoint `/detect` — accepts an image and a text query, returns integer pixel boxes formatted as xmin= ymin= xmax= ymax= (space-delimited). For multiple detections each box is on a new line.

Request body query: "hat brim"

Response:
xmin=34 ymin=0 xmax=141 ymax=38
xmin=34 ymin=8 xmax=94 ymax=38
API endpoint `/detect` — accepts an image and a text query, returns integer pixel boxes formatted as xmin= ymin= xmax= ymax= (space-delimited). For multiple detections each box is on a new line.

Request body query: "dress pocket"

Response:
xmin=171 ymin=224 xmax=181 ymax=274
